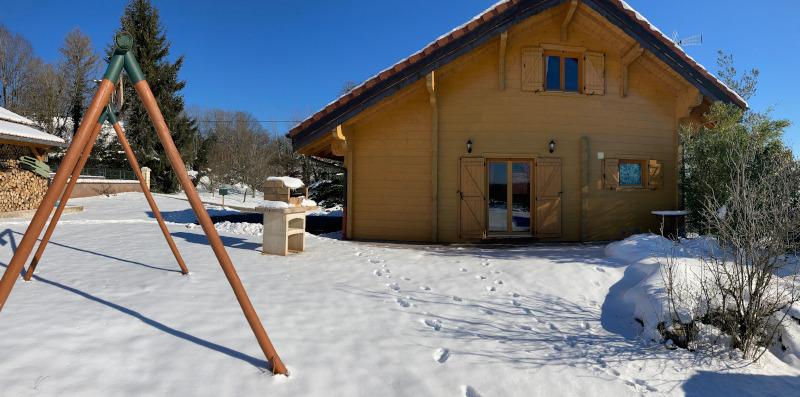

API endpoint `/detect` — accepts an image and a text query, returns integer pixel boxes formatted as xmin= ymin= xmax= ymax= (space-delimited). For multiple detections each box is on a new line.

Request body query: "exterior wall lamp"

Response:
xmin=467 ymin=139 xmax=472 ymax=153
xmin=549 ymin=140 xmax=555 ymax=153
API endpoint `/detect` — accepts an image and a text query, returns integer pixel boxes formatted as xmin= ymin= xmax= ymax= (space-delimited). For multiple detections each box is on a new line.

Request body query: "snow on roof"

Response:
xmin=0 ymin=107 xmax=67 ymax=147
xmin=266 ymin=176 xmax=304 ymax=189
xmin=290 ymin=0 xmax=747 ymax=140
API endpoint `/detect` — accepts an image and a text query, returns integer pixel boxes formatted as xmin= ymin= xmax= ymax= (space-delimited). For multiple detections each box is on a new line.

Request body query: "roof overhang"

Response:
xmin=290 ymin=0 xmax=746 ymax=154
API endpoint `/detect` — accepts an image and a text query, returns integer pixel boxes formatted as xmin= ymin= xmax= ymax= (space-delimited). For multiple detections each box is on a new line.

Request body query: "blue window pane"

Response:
xmin=546 ymin=56 xmax=560 ymax=90
xmin=488 ymin=162 xmax=508 ymax=232
xmin=620 ymin=163 xmax=642 ymax=185
xmin=564 ymin=57 xmax=579 ymax=91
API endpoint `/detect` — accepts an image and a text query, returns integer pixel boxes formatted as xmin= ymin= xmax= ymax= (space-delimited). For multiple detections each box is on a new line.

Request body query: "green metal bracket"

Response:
xmin=124 ymin=51 xmax=145 ymax=84
xmin=102 ymin=31 xmax=134 ymax=84
xmin=97 ymin=108 xmax=109 ymax=125
xmin=106 ymin=106 xmax=118 ymax=125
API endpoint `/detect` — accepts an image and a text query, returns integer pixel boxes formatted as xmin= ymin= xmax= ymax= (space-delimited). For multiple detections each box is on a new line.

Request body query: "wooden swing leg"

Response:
xmin=110 ymin=119 xmax=189 ymax=274
xmin=133 ymin=79 xmax=288 ymax=375
xmin=24 ymin=119 xmax=106 ymax=281
xmin=0 ymin=80 xmax=116 ymax=311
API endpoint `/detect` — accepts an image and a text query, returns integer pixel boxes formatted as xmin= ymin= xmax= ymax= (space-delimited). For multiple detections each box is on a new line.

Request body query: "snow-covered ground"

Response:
xmin=1 ymin=193 xmax=799 ymax=396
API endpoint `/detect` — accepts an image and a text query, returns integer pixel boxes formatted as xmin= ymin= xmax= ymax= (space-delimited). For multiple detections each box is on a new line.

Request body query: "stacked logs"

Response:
xmin=0 ymin=143 xmax=49 ymax=213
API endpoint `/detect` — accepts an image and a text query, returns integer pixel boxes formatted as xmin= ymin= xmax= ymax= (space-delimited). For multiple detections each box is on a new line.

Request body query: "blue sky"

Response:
xmin=2 ymin=0 xmax=798 ymax=152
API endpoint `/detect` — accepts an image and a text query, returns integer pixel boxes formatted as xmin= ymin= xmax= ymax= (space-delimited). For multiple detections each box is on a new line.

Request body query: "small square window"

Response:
xmin=619 ymin=160 xmax=646 ymax=187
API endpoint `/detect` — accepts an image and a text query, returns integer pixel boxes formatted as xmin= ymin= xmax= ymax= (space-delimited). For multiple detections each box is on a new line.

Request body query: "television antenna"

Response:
xmin=671 ymin=30 xmax=702 ymax=47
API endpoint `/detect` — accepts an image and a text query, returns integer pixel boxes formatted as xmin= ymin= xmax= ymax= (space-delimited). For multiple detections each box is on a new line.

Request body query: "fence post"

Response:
xmin=141 ymin=167 xmax=151 ymax=189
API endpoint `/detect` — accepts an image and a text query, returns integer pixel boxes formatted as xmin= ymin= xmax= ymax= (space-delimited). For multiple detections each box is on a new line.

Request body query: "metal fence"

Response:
xmin=50 ymin=166 xmax=135 ymax=181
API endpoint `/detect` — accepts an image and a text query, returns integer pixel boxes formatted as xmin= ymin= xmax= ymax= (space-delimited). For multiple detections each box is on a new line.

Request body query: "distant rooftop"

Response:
xmin=0 ymin=107 xmax=67 ymax=148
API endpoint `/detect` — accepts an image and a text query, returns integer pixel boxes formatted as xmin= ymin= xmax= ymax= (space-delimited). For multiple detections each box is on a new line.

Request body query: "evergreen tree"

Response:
xmin=115 ymin=0 xmax=197 ymax=193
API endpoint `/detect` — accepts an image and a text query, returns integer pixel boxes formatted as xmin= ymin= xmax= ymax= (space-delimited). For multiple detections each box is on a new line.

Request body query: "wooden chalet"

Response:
xmin=289 ymin=0 xmax=746 ymax=242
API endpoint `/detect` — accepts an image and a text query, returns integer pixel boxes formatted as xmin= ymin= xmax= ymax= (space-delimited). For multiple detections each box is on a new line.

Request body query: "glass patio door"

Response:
xmin=487 ymin=160 xmax=532 ymax=234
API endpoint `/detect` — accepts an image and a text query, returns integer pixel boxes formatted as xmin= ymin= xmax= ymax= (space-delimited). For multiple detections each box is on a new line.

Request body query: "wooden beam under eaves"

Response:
xmin=499 ymin=30 xmax=508 ymax=91
xmin=620 ymin=44 xmax=643 ymax=97
xmin=561 ymin=0 xmax=579 ymax=42
xmin=330 ymin=125 xmax=347 ymax=156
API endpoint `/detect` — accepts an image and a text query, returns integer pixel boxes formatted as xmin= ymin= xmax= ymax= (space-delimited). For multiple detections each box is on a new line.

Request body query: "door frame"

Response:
xmin=485 ymin=158 xmax=535 ymax=236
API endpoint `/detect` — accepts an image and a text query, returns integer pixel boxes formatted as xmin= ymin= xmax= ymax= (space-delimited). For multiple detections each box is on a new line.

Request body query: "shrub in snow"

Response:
xmin=309 ymin=173 xmax=343 ymax=209
xmin=608 ymin=234 xmax=800 ymax=363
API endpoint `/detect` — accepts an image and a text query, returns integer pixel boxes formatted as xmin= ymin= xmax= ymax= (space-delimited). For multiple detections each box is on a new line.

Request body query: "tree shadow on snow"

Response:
xmin=0 ymin=229 xmax=271 ymax=371
xmin=414 ymin=242 xmax=627 ymax=268
xmin=1 ymin=229 xmax=181 ymax=274
xmin=170 ymin=231 xmax=262 ymax=252
xmin=147 ymin=207 xmax=243 ymax=224
xmin=338 ymin=284 xmax=655 ymax=371
xmin=683 ymin=371 xmax=800 ymax=396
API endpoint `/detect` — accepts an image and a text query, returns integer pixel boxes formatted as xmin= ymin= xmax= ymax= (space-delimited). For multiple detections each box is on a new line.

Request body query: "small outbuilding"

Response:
xmin=0 ymin=107 xmax=67 ymax=212
xmin=289 ymin=0 xmax=746 ymax=243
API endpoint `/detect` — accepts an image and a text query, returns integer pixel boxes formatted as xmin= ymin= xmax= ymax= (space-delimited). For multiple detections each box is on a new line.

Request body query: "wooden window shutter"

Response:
xmin=521 ymin=47 xmax=544 ymax=92
xmin=459 ymin=158 xmax=486 ymax=238
xmin=603 ymin=158 xmax=619 ymax=189
xmin=584 ymin=51 xmax=605 ymax=95
xmin=648 ymin=159 xmax=663 ymax=189
xmin=535 ymin=158 xmax=562 ymax=238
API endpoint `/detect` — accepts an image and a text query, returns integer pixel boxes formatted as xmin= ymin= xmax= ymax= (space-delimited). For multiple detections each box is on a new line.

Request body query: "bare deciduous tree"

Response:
xmin=664 ymin=104 xmax=800 ymax=361
xmin=0 ymin=23 xmax=37 ymax=112
xmin=58 ymin=27 xmax=101 ymax=140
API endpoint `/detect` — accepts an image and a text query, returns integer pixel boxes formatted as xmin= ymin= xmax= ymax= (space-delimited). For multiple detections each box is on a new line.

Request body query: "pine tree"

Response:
xmin=115 ymin=0 xmax=197 ymax=193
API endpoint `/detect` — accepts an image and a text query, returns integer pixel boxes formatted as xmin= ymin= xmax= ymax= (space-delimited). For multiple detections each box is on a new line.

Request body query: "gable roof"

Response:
xmin=0 ymin=107 xmax=67 ymax=148
xmin=289 ymin=0 xmax=747 ymax=153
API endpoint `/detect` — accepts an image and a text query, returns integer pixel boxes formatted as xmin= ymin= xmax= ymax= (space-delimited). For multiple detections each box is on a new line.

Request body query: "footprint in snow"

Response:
xmin=518 ymin=324 xmax=532 ymax=331
xmin=593 ymin=266 xmax=606 ymax=273
xmin=476 ymin=275 xmax=486 ymax=280
xmin=373 ymin=270 xmax=382 ymax=276
xmin=481 ymin=308 xmax=494 ymax=315
xmin=494 ymin=280 xmax=503 ymax=285
xmin=591 ymin=280 xmax=601 ymax=287
xmin=368 ymin=259 xmax=381 ymax=264
xmin=459 ymin=268 xmax=468 ymax=272
xmin=355 ymin=252 xmax=363 ymax=256
xmin=433 ymin=348 xmax=450 ymax=363
xmin=548 ymin=323 xmax=558 ymax=331
xmin=510 ymin=299 xmax=521 ymax=306
xmin=452 ymin=296 xmax=462 ymax=302
xmin=395 ymin=298 xmax=410 ymax=308
xmin=423 ymin=318 xmax=442 ymax=331
xmin=486 ymin=286 xmax=496 ymax=292
xmin=462 ymin=385 xmax=483 ymax=397
xmin=510 ymin=292 xmax=519 ymax=297
xmin=420 ymin=286 xmax=430 ymax=291
xmin=386 ymin=283 xmax=400 ymax=291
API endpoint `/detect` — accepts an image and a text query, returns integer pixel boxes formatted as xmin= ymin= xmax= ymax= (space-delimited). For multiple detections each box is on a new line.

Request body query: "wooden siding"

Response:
xmin=340 ymin=3 xmax=693 ymax=242
xmin=347 ymin=82 xmax=433 ymax=241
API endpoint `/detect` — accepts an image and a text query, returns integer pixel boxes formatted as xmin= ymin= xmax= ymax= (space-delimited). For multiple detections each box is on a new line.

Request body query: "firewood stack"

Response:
xmin=0 ymin=144 xmax=49 ymax=212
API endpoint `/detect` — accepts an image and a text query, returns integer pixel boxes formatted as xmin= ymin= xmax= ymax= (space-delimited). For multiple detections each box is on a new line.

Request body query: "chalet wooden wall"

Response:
xmin=341 ymin=2 xmax=701 ymax=242
xmin=0 ymin=143 xmax=48 ymax=213
xmin=346 ymin=84 xmax=433 ymax=241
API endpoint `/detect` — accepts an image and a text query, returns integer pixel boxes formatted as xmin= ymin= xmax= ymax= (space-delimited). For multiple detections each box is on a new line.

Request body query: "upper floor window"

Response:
xmin=545 ymin=51 xmax=581 ymax=92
